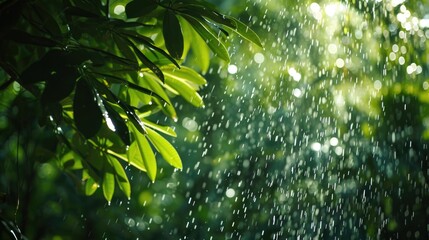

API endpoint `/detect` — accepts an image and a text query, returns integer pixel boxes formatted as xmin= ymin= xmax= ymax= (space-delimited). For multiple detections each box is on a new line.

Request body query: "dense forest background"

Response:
xmin=1 ymin=0 xmax=429 ymax=239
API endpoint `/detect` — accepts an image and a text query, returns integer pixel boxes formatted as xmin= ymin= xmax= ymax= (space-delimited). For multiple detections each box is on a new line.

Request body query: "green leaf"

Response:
xmin=113 ymin=34 xmax=138 ymax=66
xmin=73 ymin=78 xmax=103 ymax=138
xmin=81 ymin=157 xmax=102 ymax=184
xmin=93 ymin=72 xmax=168 ymax=103
xmin=96 ymin=124 xmax=127 ymax=154
xmin=84 ymin=177 xmax=99 ymax=196
xmin=128 ymin=41 xmax=165 ymax=82
xmin=139 ymin=72 xmax=177 ymax=121
xmin=119 ymin=29 xmax=155 ymax=45
xmin=88 ymin=77 xmax=147 ymax=136
xmin=165 ymin=74 xmax=204 ymax=107
xmin=107 ymin=155 xmax=131 ymax=199
xmin=137 ymin=104 xmax=162 ymax=117
xmin=63 ymin=159 xmax=75 ymax=169
xmin=128 ymin=126 xmax=157 ymax=181
xmin=127 ymin=88 xmax=152 ymax=110
xmin=143 ymin=73 xmax=177 ymax=120
xmin=118 ymin=100 xmax=146 ymax=135
xmin=177 ymin=16 xmax=192 ymax=60
xmin=146 ymin=128 xmax=182 ymax=169
xmin=89 ymin=75 xmax=121 ymax=103
xmin=103 ymin=101 xmax=131 ymax=146
xmin=163 ymin=10 xmax=184 ymax=59
xmin=125 ymin=0 xmax=158 ymax=18
xmin=123 ymin=31 xmax=180 ymax=68
xmin=178 ymin=4 xmax=236 ymax=29
xmin=163 ymin=66 xmax=207 ymax=86
xmin=102 ymin=171 xmax=115 ymax=202
xmin=179 ymin=17 xmax=210 ymax=73
xmin=86 ymin=146 xmax=105 ymax=172
xmin=142 ymin=119 xmax=177 ymax=137
xmin=120 ymin=144 xmax=145 ymax=172
xmin=41 ymin=66 xmax=79 ymax=104
xmin=128 ymin=83 xmax=169 ymax=103
xmin=71 ymin=133 xmax=91 ymax=154
xmin=182 ymin=15 xmax=230 ymax=62
xmin=225 ymin=17 xmax=263 ymax=48
xmin=60 ymin=151 xmax=80 ymax=170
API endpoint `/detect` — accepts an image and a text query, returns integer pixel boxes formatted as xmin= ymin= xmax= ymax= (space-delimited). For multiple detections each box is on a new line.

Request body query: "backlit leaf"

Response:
xmin=225 ymin=16 xmax=263 ymax=48
xmin=102 ymin=171 xmax=115 ymax=202
xmin=163 ymin=66 xmax=207 ymax=86
xmin=178 ymin=17 xmax=210 ymax=73
xmin=123 ymin=142 xmax=146 ymax=172
xmin=95 ymin=72 xmax=170 ymax=102
xmin=128 ymin=125 xmax=157 ymax=181
xmin=182 ymin=15 xmax=230 ymax=62
xmin=178 ymin=4 xmax=236 ymax=29
xmin=142 ymin=73 xmax=177 ymax=120
xmin=146 ymin=128 xmax=182 ymax=169
xmin=123 ymin=32 xmax=180 ymax=68
xmin=165 ymin=74 xmax=204 ymax=107
xmin=142 ymin=119 xmax=177 ymax=137
xmin=84 ymin=177 xmax=98 ymax=196
xmin=107 ymin=155 xmax=131 ymax=199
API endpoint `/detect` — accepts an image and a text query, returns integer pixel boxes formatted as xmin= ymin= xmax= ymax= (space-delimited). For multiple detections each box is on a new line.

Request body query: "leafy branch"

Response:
xmin=0 ymin=0 xmax=262 ymax=202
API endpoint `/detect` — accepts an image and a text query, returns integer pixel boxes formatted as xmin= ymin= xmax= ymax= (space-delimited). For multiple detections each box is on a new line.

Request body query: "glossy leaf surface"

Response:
xmin=104 ymin=102 xmax=131 ymax=146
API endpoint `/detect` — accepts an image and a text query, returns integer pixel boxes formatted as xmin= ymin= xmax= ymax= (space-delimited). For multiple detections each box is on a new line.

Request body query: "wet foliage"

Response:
xmin=1 ymin=0 xmax=429 ymax=239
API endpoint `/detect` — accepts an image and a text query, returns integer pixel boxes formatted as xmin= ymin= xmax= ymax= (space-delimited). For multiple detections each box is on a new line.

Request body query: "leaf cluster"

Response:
xmin=0 ymin=0 xmax=261 ymax=201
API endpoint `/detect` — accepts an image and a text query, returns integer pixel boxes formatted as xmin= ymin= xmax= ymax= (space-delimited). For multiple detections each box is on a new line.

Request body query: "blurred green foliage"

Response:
xmin=1 ymin=0 xmax=429 ymax=239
